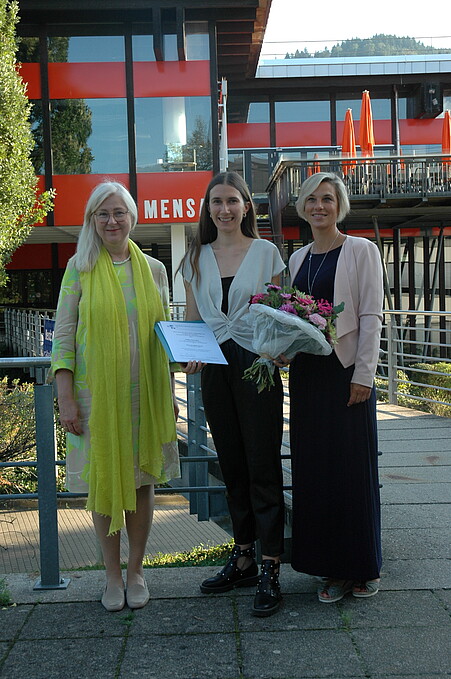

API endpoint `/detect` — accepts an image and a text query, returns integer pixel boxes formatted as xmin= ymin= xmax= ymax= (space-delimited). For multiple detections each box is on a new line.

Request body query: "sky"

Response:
xmin=260 ymin=0 xmax=451 ymax=59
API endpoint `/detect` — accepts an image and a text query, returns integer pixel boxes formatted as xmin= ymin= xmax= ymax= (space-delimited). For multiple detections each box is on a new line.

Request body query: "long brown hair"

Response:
xmin=178 ymin=171 xmax=259 ymax=284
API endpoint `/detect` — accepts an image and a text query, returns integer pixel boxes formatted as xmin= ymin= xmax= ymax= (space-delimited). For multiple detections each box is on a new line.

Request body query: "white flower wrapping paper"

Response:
xmin=248 ymin=303 xmax=333 ymax=361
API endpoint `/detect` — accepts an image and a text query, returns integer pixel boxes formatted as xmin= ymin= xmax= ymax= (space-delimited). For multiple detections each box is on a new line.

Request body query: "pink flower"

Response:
xmin=308 ymin=313 xmax=327 ymax=328
xmin=280 ymin=303 xmax=297 ymax=314
xmin=267 ymin=284 xmax=281 ymax=291
xmin=280 ymin=293 xmax=292 ymax=300
xmin=317 ymin=299 xmax=333 ymax=314
xmin=250 ymin=293 xmax=266 ymax=304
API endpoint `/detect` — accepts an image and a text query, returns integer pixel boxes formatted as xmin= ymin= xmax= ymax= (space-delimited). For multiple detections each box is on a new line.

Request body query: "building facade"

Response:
xmin=3 ymin=0 xmax=451 ymax=312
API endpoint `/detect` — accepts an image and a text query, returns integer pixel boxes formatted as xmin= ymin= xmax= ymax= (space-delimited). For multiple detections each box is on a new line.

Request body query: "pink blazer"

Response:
xmin=288 ymin=235 xmax=384 ymax=388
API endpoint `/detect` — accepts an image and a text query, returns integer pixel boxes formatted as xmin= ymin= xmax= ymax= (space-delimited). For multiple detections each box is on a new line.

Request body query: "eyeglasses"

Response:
xmin=94 ymin=210 xmax=129 ymax=224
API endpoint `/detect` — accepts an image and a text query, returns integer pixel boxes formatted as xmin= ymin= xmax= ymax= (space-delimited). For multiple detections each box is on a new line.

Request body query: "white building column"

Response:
xmin=171 ymin=223 xmax=187 ymax=305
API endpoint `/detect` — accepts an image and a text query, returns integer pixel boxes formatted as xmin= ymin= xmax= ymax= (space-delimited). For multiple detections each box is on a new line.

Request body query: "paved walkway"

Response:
xmin=0 ymin=403 xmax=450 ymax=679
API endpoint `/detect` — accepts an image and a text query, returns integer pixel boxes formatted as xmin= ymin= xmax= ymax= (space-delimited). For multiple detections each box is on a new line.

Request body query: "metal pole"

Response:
xmin=33 ymin=382 xmax=70 ymax=590
xmin=187 ymin=372 xmax=209 ymax=520
xmin=387 ymin=316 xmax=397 ymax=405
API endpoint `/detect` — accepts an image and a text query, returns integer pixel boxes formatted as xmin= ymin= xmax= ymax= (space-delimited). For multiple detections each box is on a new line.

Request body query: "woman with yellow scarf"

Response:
xmin=51 ymin=182 xmax=180 ymax=611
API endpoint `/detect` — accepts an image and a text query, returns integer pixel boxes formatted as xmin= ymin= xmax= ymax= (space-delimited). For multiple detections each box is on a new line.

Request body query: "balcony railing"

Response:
xmin=267 ymin=154 xmax=451 ymax=217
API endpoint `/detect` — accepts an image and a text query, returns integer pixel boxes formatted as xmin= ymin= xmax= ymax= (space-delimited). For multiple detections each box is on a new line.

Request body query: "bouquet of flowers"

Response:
xmin=243 ymin=284 xmax=344 ymax=392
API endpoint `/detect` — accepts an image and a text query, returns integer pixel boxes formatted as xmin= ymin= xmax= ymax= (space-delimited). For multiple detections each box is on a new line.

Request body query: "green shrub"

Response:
xmin=409 ymin=362 xmax=451 ymax=417
xmin=0 ymin=376 xmax=66 ymax=493
xmin=375 ymin=370 xmax=424 ymax=410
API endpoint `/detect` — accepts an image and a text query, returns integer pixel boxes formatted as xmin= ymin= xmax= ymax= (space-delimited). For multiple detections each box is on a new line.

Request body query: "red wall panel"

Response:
xmin=133 ymin=61 xmax=210 ymax=97
xmin=53 ymin=174 xmax=130 ymax=225
xmin=275 ymin=122 xmax=331 ymax=147
xmin=228 ymin=123 xmax=270 ymax=149
xmin=7 ymin=244 xmax=52 ymax=270
xmin=18 ymin=63 xmax=41 ymax=99
xmin=399 ymin=118 xmax=442 ymax=145
xmin=58 ymin=243 xmax=77 ymax=268
xmin=48 ymin=63 xmax=126 ymax=99
xmin=137 ymin=171 xmax=212 ymax=223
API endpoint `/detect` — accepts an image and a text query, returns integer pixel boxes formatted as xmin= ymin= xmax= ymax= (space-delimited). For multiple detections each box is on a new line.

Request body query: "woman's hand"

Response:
xmin=58 ymin=396 xmax=83 ymax=435
xmin=273 ymin=353 xmax=291 ymax=368
xmin=347 ymin=382 xmax=372 ymax=407
xmin=180 ymin=360 xmax=206 ymax=374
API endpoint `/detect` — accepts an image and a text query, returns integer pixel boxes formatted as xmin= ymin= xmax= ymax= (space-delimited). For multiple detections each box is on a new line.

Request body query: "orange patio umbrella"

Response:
xmin=442 ymin=109 xmax=451 ymax=166
xmin=341 ymin=108 xmax=356 ymax=175
xmin=307 ymin=153 xmax=321 ymax=176
xmin=359 ymin=90 xmax=375 ymax=157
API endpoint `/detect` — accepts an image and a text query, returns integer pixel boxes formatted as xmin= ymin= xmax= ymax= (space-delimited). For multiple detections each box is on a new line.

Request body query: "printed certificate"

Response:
xmin=155 ymin=321 xmax=228 ymax=365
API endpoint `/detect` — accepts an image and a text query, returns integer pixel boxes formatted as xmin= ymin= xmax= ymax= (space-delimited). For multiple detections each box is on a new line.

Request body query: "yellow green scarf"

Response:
xmin=79 ymin=241 xmax=177 ymax=535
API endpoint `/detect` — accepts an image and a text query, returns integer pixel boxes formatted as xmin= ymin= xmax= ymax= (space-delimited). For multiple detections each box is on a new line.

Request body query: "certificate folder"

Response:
xmin=155 ymin=321 xmax=228 ymax=365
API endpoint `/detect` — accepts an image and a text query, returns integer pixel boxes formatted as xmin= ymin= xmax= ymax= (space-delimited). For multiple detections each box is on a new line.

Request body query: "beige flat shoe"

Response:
xmin=126 ymin=579 xmax=150 ymax=609
xmin=101 ymin=583 xmax=125 ymax=612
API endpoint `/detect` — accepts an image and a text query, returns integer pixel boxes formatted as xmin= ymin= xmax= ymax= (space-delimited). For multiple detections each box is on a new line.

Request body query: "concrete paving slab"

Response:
xmin=19 ymin=601 xmax=126 ymax=639
xmin=240 ymin=629 xmax=365 ymax=678
xmin=380 ymin=465 xmax=451 ymax=482
xmin=352 ymin=626 xmax=451 ymax=675
xmin=380 ymin=559 xmax=451 ymax=589
xmin=380 ymin=483 xmax=451 ymax=503
xmin=379 ymin=451 xmax=451 ymax=467
xmin=121 ymin=632 xmax=240 ymax=679
xmin=379 ymin=438 xmax=451 ymax=453
xmin=129 ymin=597 xmax=236 ymax=636
xmin=1 ymin=637 xmax=124 ymax=679
xmin=0 ymin=605 xmax=32 ymax=641
xmin=338 ymin=590 xmax=451 ymax=628
xmin=236 ymin=592 xmax=343 ymax=631
xmin=381 ymin=503 xmax=450 ymax=528
xmin=434 ymin=588 xmax=451 ymax=608
xmin=381 ymin=527 xmax=451 ymax=559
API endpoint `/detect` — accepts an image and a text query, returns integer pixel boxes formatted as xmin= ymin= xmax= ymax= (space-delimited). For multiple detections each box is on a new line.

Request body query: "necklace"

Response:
xmin=112 ymin=255 xmax=131 ymax=265
xmin=307 ymin=231 xmax=341 ymax=295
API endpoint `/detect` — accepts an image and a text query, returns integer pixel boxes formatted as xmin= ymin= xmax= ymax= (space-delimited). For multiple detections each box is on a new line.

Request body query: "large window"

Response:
xmin=135 ymin=96 xmax=212 ymax=172
xmin=48 ymin=99 xmax=128 ymax=174
xmin=48 ymin=36 xmax=125 ymax=62
xmin=132 ymin=23 xmax=209 ymax=62
xmin=275 ymin=101 xmax=330 ymax=122
xmin=336 ymin=98 xmax=391 ymax=120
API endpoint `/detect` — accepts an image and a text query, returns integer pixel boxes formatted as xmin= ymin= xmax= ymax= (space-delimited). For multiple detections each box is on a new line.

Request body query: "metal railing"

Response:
xmin=0 ymin=356 xmax=225 ymax=590
xmin=267 ymin=154 xmax=451 ymax=201
xmin=378 ymin=310 xmax=451 ymax=412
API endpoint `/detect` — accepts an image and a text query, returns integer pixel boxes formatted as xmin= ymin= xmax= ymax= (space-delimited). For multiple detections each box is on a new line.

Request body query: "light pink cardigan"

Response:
xmin=288 ymin=235 xmax=384 ymax=388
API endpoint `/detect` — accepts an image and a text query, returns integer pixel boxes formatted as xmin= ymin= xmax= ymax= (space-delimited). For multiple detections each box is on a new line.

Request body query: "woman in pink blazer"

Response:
xmin=285 ymin=172 xmax=384 ymax=603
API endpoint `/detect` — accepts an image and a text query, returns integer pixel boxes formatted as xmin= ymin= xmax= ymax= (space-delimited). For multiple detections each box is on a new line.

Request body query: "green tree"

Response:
xmin=285 ymin=34 xmax=451 ymax=59
xmin=17 ymin=36 xmax=94 ymax=176
xmin=183 ymin=116 xmax=213 ymax=171
xmin=0 ymin=0 xmax=54 ymax=286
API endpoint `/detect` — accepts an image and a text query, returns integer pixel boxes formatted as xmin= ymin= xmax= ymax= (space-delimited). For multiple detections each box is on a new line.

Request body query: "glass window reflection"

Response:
xmin=336 ymin=98 xmax=391 ymax=120
xmin=186 ymin=22 xmax=209 ymax=60
xmin=275 ymin=101 xmax=330 ymax=122
xmin=47 ymin=36 xmax=125 ymax=62
xmin=135 ymin=96 xmax=212 ymax=172
xmin=49 ymin=98 xmax=128 ymax=174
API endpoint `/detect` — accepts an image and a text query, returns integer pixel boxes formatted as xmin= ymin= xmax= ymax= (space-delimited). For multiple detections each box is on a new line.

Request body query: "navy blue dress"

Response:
xmin=289 ymin=246 xmax=382 ymax=581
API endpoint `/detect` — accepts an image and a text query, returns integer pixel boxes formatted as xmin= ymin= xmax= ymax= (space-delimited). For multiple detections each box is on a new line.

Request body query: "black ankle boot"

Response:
xmin=252 ymin=560 xmax=282 ymax=617
xmin=200 ymin=544 xmax=259 ymax=593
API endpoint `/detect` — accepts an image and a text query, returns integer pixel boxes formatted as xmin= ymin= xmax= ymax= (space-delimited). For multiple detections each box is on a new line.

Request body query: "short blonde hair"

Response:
xmin=295 ymin=172 xmax=350 ymax=223
xmin=74 ymin=182 xmax=138 ymax=272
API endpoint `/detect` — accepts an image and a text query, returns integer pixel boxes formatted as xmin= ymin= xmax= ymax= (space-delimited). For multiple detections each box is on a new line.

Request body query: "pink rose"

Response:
xmin=308 ymin=313 xmax=327 ymax=328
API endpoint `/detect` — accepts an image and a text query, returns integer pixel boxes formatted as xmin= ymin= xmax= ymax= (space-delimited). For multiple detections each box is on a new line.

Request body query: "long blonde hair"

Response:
xmin=74 ymin=182 xmax=138 ymax=272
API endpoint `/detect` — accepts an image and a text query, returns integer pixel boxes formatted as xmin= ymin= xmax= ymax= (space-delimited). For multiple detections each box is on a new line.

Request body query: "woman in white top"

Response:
xmin=179 ymin=172 xmax=285 ymax=617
